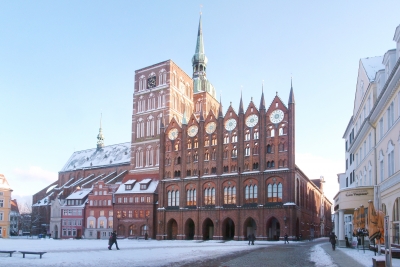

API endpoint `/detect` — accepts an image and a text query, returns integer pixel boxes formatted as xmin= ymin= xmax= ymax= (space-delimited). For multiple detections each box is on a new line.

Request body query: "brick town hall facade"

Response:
xmin=33 ymin=15 xmax=332 ymax=241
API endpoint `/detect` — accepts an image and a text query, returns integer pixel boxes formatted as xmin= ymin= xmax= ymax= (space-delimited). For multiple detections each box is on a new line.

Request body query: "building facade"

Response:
xmin=33 ymin=15 xmax=332 ymax=241
xmin=0 ymin=174 xmax=12 ymax=238
xmin=60 ymin=188 xmax=91 ymax=239
xmin=157 ymin=88 xmax=332 ymax=240
xmin=113 ymin=178 xmax=158 ymax=238
xmin=336 ymin=24 xmax=400 ymax=247
xmin=10 ymin=199 xmax=20 ymax=236
xmin=85 ymin=180 xmax=117 ymax=239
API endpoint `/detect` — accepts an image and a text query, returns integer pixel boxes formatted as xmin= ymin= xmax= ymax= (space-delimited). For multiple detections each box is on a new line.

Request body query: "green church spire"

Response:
xmin=192 ymin=14 xmax=208 ymax=79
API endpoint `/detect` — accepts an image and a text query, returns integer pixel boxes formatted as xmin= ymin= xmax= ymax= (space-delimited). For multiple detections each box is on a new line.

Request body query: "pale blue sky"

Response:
xmin=1 ymin=1 xmax=399 ymax=205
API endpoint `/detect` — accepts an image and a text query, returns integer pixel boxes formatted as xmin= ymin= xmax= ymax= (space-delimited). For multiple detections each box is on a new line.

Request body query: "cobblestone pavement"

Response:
xmin=168 ymin=239 xmax=322 ymax=267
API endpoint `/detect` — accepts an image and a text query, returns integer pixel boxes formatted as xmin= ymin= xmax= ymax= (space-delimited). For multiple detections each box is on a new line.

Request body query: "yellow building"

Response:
xmin=0 ymin=174 xmax=12 ymax=238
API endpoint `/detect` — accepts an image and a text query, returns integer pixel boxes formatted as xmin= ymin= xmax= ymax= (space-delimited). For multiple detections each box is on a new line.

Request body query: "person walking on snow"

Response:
xmin=329 ymin=232 xmax=337 ymax=251
xmin=108 ymin=230 xmax=120 ymax=250
xmin=284 ymin=233 xmax=289 ymax=244
xmin=248 ymin=233 xmax=255 ymax=245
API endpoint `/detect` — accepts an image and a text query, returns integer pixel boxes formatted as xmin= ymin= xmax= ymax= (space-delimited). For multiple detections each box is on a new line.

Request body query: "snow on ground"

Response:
xmin=1 ymin=237 xmax=400 ymax=267
xmin=0 ymin=237 xmax=263 ymax=267
xmin=314 ymin=242 xmax=400 ymax=267
xmin=310 ymin=244 xmax=338 ymax=267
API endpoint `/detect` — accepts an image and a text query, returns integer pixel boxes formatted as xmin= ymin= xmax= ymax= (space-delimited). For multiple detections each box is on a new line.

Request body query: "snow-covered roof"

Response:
xmin=360 ymin=56 xmax=384 ymax=81
xmin=115 ymin=179 xmax=159 ymax=194
xmin=60 ymin=142 xmax=131 ymax=172
xmin=66 ymin=188 xmax=92 ymax=200
xmin=33 ymin=192 xmax=54 ymax=206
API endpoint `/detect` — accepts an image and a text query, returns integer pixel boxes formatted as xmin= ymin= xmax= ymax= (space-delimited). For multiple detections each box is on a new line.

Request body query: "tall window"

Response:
xmin=379 ymin=151 xmax=384 ymax=182
xmin=186 ymin=189 xmax=196 ymax=206
xmin=136 ymin=149 xmax=143 ymax=168
xmin=224 ymin=134 xmax=229 ymax=144
xmin=223 ymin=186 xmax=236 ymax=204
xmin=245 ymin=184 xmax=258 ymax=203
xmin=167 ymin=190 xmax=179 ymax=206
xmin=379 ymin=118 xmax=384 ymax=140
xmin=388 ymin=141 xmax=395 ymax=177
xmin=267 ymin=182 xmax=282 ymax=202
xmin=204 ymin=187 xmax=215 ymax=205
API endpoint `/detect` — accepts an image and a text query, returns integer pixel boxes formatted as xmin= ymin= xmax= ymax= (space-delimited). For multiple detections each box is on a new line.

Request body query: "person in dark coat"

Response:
xmin=284 ymin=233 xmax=289 ymax=244
xmin=329 ymin=232 xmax=337 ymax=251
xmin=108 ymin=230 xmax=120 ymax=250
xmin=248 ymin=233 xmax=255 ymax=245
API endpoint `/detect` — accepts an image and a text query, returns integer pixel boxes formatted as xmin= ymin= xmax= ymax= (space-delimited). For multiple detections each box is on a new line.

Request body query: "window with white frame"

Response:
xmin=379 ymin=118 xmax=384 ymax=140
xmin=379 ymin=150 xmax=384 ymax=182
xmin=368 ymin=162 xmax=372 ymax=185
xmin=387 ymin=102 xmax=394 ymax=129
xmin=368 ymin=133 xmax=371 ymax=152
xmin=0 ymin=199 xmax=3 ymax=208
xmin=388 ymin=141 xmax=395 ymax=177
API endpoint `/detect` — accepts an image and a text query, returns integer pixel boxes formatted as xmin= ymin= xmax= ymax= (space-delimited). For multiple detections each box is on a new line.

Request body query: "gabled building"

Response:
xmin=10 ymin=199 xmax=20 ymax=236
xmin=0 ymin=174 xmax=12 ymax=238
xmin=50 ymin=197 xmax=65 ymax=239
xmin=114 ymin=178 xmax=158 ymax=238
xmin=61 ymin=187 xmax=91 ymax=239
xmin=85 ymin=180 xmax=118 ymax=239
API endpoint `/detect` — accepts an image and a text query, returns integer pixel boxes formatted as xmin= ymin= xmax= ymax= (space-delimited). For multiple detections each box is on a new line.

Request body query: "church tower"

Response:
xmin=97 ymin=114 xmax=104 ymax=149
xmin=192 ymin=14 xmax=220 ymax=119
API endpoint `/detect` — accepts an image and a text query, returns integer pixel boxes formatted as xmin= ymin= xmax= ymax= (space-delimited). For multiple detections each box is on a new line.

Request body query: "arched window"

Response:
xmin=245 ymin=144 xmax=250 ymax=156
xmin=205 ymin=137 xmax=210 ymax=146
xmin=224 ymin=134 xmax=229 ymax=144
xmin=271 ymin=129 xmax=275 ymax=137
xmin=232 ymin=133 xmax=237 ymax=143
xmin=267 ymin=182 xmax=283 ymax=202
xmin=232 ymin=146 xmax=237 ymax=158
xmin=267 ymin=144 xmax=272 ymax=153
xmin=245 ymin=130 xmax=250 ymax=141
xmin=211 ymin=149 xmax=216 ymax=160
xmin=186 ymin=188 xmax=196 ymax=206
xmin=167 ymin=190 xmax=179 ymax=206
xmin=253 ymin=143 xmax=259 ymax=155
xmin=254 ymin=130 xmax=259 ymax=139
xmin=223 ymin=186 xmax=236 ymax=204
xmin=279 ymin=127 xmax=284 ymax=135
xmin=245 ymin=184 xmax=258 ymax=203
xmin=204 ymin=186 xmax=215 ymax=205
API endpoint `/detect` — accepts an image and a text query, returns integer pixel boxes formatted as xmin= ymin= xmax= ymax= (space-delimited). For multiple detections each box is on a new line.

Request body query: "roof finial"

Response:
xmin=200 ymin=4 xmax=203 ymax=15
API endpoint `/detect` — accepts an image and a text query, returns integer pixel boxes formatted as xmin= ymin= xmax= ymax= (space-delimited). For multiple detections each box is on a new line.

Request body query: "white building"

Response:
xmin=335 ymin=24 xmax=400 ymax=247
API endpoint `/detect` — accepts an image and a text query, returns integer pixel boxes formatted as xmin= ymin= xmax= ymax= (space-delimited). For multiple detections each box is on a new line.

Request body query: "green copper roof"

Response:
xmin=192 ymin=15 xmax=208 ymax=66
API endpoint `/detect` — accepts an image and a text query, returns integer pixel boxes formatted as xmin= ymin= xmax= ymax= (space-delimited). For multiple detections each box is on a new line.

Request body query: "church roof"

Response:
xmin=360 ymin=56 xmax=384 ymax=81
xmin=60 ymin=142 xmax=131 ymax=172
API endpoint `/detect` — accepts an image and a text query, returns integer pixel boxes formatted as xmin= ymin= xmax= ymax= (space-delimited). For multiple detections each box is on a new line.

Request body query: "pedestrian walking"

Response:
xmin=108 ymin=230 xmax=120 ymax=250
xmin=329 ymin=232 xmax=337 ymax=251
xmin=284 ymin=233 xmax=289 ymax=244
xmin=248 ymin=233 xmax=255 ymax=245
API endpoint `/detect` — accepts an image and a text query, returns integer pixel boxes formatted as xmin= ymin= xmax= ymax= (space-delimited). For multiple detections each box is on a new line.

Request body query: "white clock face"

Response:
xmin=225 ymin=118 xmax=237 ymax=131
xmin=168 ymin=128 xmax=178 ymax=140
xmin=270 ymin=109 xmax=284 ymax=124
xmin=187 ymin=125 xmax=198 ymax=137
xmin=245 ymin=114 xmax=259 ymax=127
xmin=205 ymin=122 xmax=216 ymax=134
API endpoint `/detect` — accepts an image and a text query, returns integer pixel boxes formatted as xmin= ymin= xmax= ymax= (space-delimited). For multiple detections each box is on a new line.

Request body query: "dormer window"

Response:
xmin=140 ymin=184 xmax=147 ymax=190
xmin=126 ymin=184 xmax=132 ymax=190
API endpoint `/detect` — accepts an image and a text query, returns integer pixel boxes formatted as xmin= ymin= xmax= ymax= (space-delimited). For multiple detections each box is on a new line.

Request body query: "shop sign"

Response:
xmin=345 ymin=190 xmax=368 ymax=197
